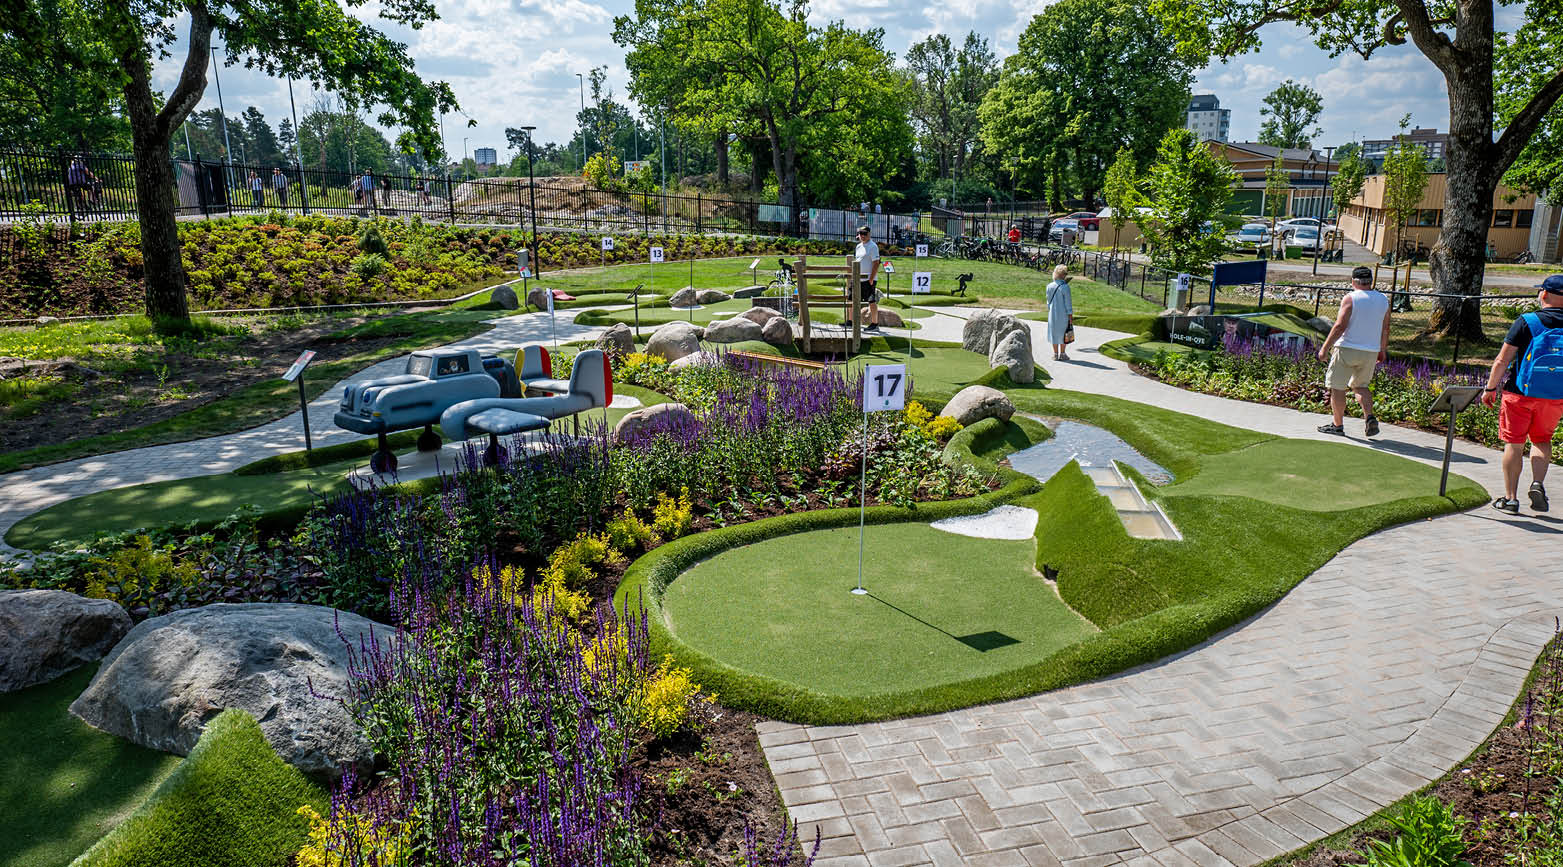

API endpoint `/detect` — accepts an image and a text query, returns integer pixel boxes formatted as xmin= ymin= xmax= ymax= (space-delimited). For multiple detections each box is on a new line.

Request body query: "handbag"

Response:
xmin=1064 ymin=323 xmax=1076 ymax=345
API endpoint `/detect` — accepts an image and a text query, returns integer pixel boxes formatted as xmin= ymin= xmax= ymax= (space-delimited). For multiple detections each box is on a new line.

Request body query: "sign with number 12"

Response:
xmin=863 ymin=363 xmax=907 ymax=412
xmin=912 ymin=271 xmax=932 ymax=294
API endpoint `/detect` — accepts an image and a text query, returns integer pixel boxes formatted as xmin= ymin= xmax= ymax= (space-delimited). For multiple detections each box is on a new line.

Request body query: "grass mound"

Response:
xmin=70 ymin=709 xmax=325 ymax=867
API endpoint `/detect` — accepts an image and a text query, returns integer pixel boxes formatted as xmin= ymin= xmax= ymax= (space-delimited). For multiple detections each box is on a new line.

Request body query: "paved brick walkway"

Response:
xmin=761 ymin=310 xmax=1563 ymax=866
xmin=0 ymin=310 xmax=607 ymax=557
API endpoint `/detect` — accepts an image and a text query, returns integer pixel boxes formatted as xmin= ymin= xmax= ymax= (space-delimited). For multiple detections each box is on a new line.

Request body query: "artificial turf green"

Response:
xmin=6 ymin=385 xmax=668 ymax=549
xmin=578 ymin=297 xmax=931 ymax=329
xmin=0 ymin=666 xmax=180 ymax=867
xmin=624 ymin=386 xmax=1489 ymax=724
xmin=663 ymin=523 xmax=1095 ymax=697
xmin=70 ymin=709 xmax=326 ymax=867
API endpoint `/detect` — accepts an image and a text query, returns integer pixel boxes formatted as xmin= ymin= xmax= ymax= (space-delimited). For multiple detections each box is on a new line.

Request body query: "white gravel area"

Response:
xmin=929 ymin=505 xmax=1039 ymax=540
xmin=609 ymin=394 xmax=643 ymax=409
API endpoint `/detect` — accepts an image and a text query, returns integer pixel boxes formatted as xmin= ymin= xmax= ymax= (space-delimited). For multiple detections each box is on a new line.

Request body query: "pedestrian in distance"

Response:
xmin=1315 ymin=265 xmax=1390 ymax=437
xmin=1046 ymin=264 xmax=1074 ymax=361
xmin=272 ymin=167 xmax=288 ymax=207
xmin=358 ymin=169 xmax=374 ymax=212
xmin=248 ymin=170 xmax=264 ymax=209
xmin=1007 ymin=224 xmax=1021 ymax=244
xmin=851 ymin=226 xmax=883 ymax=330
xmin=66 ymin=155 xmax=96 ymax=213
xmin=1484 ymin=275 xmax=1563 ymax=514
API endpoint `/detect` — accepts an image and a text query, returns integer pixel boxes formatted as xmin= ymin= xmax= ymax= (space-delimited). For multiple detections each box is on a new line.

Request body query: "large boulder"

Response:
xmin=1187 ymin=304 xmax=1213 ymax=316
xmin=875 ymin=309 xmax=906 ymax=328
xmin=527 ymin=287 xmax=552 ymax=311
xmin=69 ymin=603 xmax=392 ymax=781
xmin=739 ymin=307 xmax=782 ymax=326
xmin=490 ymin=284 xmax=520 ymax=310
xmin=939 ymin=385 xmax=1015 ymax=427
xmin=961 ymin=309 xmax=1026 ymax=354
xmin=696 ymin=289 xmax=731 ymax=305
xmin=733 ymin=284 xmax=767 ymax=299
xmin=595 ymin=322 xmax=635 ymax=356
xmin=1159 ymin=307 xmax=1185 ymax=318
xmin=613 ymin=402 xmax=697 ymax=444
xmin=704 ymin=316 xmax=765 ymax=344
xmin=670 ymin=351 xmax=720 ymax=370
xmin=762 ymin=316 xmax=793 ymax=346
xmin=990 ymin=329 xmax=1036 ymax=384
xmin=646 ymin=321 xmax=704 ymax=362
xmin=0 ymin=590 xmax=131 ymax=692
xmin=668 ymin=287 xmax=699 ymax=308
xmin=1307 ymin=315 xmax=1334 ymax=333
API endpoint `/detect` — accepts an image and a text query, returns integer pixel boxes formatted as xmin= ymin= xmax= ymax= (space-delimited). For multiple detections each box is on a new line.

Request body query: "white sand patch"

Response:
xmin=609 ymin=394 xmax=643 ymax=409
xmin=930 ymin=505 xmax=1039 ymax=540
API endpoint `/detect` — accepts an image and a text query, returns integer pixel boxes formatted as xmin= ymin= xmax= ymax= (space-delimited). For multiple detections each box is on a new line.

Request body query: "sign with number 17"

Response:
xmin=863 ymin=363 xmax=907 ymax=412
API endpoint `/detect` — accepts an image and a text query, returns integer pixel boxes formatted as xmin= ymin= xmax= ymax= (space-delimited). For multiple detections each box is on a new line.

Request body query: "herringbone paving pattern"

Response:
xmin=761 ymin=313 xmax=1561 ymax=866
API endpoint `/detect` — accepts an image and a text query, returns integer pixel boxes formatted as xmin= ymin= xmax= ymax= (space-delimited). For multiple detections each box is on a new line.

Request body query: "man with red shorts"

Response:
xmin=1483 ymin=275 xmax=1563 ymax=514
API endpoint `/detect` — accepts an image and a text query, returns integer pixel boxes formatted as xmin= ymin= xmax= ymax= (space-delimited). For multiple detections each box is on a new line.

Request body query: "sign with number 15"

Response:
xmin=863 ymin=363 xmax=907 ymax=412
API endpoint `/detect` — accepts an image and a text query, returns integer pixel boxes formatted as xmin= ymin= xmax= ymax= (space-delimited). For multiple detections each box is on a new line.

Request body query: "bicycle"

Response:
xmin=1511 ymin=249 xmax=1536 ymax=264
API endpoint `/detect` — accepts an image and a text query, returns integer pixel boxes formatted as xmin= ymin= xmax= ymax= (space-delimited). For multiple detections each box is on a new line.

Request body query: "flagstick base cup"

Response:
xmin=851 ymin=587 xmax=868 ymax=596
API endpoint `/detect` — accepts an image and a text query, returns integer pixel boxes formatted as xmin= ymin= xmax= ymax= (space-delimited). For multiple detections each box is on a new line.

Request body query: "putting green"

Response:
xmin=1163 ymin=439 xmax=1480 ymax=511
xmin=581 ymin=297 xmax=932 ymax=329
xmin=662 ymin=523 xmax=1096 ymax=697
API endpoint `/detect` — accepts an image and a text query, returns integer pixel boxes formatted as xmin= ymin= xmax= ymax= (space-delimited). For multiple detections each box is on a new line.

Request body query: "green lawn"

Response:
xmin=71 ymin=709 xmax=325 ymax=867
xmin=0 ymin=666 xmax=180 ymax=867
xmin=577 ymin=297 xmax=932 ymax=331
xmin=7 ymin=385 xmax=668 ymax=548
xmin=664 ymin=524 xmax=1096 ymax=697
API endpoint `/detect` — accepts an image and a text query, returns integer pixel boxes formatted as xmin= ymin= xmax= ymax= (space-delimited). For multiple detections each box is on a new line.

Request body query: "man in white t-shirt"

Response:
xmin=853 ymin=225 xmax=882 ymax=329
xmin=1316 ymin=265 xmax=1390 ymax=437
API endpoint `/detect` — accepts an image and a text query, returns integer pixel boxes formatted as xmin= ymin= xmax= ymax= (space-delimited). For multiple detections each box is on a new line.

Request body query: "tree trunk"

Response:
xmin=122 ymin=43 xmax=189 ymax=322
xmin=715 ymin=133 xmax=729 ymax=186
xmin=1427 ymin=64 xmax=1498 ymax=340
xmin=1048 ymin=160 xmax=1064 ymax=212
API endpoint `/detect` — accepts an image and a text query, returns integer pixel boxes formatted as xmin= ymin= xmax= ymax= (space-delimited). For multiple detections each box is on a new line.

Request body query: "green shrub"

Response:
xmin=349 ymin=252 xmax=387 ymax=279
xmin=1356 ymin=796 xmax=1472 ymax=867
xmin=71 ymin=709 xmax=325 ymax=867
xmin=355 ymin=221 xmax=388 ymax=255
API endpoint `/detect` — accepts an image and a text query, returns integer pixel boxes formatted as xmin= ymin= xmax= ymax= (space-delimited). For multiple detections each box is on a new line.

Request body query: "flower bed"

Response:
xmin=1140 ymin=333 xmax=1561 ymax=464
xmin=2 ymin=211 xmax=886 ymax=318
xmin=5 ymin=356 xmax=985 ymax=864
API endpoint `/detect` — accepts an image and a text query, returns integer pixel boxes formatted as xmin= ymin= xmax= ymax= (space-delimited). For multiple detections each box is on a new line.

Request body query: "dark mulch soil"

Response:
xmin=0 ymin=315 xmax=405 ymax=453
xmin=1290 ymin=636 xmax=1562 ymax=867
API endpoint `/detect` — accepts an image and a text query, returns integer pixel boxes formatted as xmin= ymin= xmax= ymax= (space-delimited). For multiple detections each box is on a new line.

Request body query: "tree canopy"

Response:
xmin=1140 ymin=128 xmax=1234 ymax=275
xmin=979 ymin=0 xmax=1193 ymax=207
xmin=905 ymin=32 xmax=997 ymax=183
xmin=1257 ymin=80 xmax=1323 ymax=149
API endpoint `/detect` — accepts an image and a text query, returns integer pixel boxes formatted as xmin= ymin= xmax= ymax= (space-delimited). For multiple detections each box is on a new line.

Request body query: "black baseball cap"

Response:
xmin=1538 ymin=275 xmax=1563 ymax=295
xmin=1351 ymin=265 xmax=1373 ymax=281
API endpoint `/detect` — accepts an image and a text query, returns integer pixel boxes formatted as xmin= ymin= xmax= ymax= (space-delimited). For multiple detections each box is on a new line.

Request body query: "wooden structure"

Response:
xmin=726 ymin=350 xmax=829 ymax=373
xmin=793 ymin=254 xmax=863 ymax=355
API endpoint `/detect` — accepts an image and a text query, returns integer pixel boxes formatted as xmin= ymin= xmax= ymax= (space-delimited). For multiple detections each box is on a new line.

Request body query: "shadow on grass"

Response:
xmin=866 ymin=592 xmax=1022 ymax=653
xmin=0 ymin=666 xmax=179 ymax=867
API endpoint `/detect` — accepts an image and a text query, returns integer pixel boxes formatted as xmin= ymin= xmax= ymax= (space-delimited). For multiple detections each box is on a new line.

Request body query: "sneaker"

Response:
xmin=1317 ymin=423 xmax=1345 ymax=435
xmin=866 ymin=323 xmax=880 ymax=331
xmin=1493 ymin=497 xmax=1521 ymax=515
xmin=1364 ymin=416 xmax=1380 ymax=437
xmin=1531 ymin=482 xmax=1550 ymax=513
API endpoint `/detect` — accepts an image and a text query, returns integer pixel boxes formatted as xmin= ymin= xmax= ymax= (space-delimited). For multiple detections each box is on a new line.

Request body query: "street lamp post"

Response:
xmin=522 ymin=126 xmax=541 ymax=278
xmin=1314 ymin=145 xmax=1335 ymax=276
xmin=211 ymin=46 xmax=235 ymax=201
xmin=462 ymin=137 xmax=470 ymax=180
xmin=576 ymin=73 xmax=587 ymax=172
xmin=287 ymin=77 xmax=310 ymax=214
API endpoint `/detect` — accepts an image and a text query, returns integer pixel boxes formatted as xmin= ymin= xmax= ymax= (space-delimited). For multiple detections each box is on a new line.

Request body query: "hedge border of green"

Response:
xmin=613 ymin=392 xmax=1487 ymax=725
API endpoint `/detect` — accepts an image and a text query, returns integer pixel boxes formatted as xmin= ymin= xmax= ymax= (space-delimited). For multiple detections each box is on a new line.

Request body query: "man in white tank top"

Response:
xmin=1315 ymin=265 xmax=1390 ymax=437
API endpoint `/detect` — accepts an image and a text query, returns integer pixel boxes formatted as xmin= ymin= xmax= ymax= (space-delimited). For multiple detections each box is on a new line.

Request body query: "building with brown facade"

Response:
xmin=1336 ymin=174 xmax=1562 ymax=262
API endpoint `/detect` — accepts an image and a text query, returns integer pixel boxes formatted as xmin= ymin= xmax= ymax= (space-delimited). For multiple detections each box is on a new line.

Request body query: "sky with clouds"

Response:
xmin=154 ymin=0 xmax=1459 ymax=164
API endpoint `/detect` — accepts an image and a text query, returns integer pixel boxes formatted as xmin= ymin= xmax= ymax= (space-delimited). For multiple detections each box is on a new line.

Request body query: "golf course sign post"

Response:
xmin=854 ymin=363 xmax=906 ymax=596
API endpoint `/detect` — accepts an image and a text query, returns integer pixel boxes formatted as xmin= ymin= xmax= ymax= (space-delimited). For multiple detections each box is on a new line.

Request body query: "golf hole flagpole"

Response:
xmin=854 ymin=362 xmax=906 ymax=597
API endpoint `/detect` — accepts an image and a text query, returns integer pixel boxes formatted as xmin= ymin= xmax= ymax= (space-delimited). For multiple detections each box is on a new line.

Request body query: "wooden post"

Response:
xmin=849 ymin=255 xmax=862 ymax=354
xmin=797 ymin=255 xmax=811 ymax=354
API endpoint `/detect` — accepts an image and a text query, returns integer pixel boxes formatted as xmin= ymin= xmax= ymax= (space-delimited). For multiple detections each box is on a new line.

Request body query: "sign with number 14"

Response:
xmin=863 ymin=363 xmax=907 ymax=412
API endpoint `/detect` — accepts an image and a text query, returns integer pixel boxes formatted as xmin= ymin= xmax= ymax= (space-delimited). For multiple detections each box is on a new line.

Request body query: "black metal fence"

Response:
xmin=0 ymin=148 xmax=944 ymax=247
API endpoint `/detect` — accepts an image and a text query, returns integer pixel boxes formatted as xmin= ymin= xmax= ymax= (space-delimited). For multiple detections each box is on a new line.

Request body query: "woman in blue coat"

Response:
xmin=1046 ymin=264 xmax=1074 ymax=361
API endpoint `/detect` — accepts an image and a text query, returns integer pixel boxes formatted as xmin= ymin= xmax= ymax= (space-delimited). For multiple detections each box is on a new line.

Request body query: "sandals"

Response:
xmin=1317 ymin=423 xmax=1345 ymax=436
xmin=1532 ymin=482 xmax=1550 ymax=513
xmin=1493 ymin=497 xmax=1520 ymax=515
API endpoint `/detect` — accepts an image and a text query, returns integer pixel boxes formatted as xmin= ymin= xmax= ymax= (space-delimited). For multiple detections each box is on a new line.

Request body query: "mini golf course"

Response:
xmin=625 ymin=388 xmax=1488 ymax=724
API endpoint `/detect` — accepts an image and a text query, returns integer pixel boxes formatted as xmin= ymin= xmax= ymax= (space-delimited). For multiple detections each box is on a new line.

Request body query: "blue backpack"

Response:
xmin=1517 ymin=312 xmax=1563 ymax=399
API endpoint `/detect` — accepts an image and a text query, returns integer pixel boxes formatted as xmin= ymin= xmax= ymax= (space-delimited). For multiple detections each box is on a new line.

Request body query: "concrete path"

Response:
xmin=762 ymin=307 xmax=1563 ymax=866
xmin=0 ymin=310 xmax=608 ymax=557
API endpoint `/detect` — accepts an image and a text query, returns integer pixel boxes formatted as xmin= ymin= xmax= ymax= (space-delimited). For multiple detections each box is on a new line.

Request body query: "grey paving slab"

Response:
xmin=761 ymin=312 xmax=1561 ymax=865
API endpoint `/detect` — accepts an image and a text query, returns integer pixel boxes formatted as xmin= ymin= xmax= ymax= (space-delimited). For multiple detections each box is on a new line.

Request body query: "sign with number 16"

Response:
xmin=863 ymin=363 xmax=907 ymax=412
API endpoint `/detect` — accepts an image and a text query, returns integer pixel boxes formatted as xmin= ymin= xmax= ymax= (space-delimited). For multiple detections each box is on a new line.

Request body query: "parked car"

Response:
xmin=1288 ymin=226 xmax=1342 ymax=252
xmin=1063 ymin=211 xmax=1100 ymax=231
xmin=1049 ymin=218 xmax=1081 ymax=242
xmin=1235 ymin=223 xmax=1273 ymax=246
